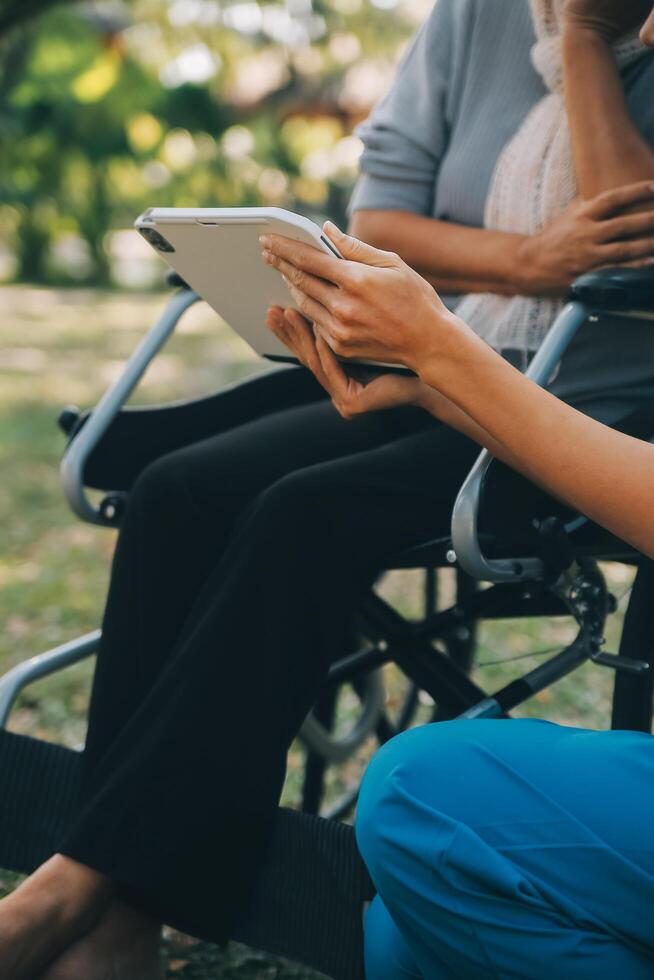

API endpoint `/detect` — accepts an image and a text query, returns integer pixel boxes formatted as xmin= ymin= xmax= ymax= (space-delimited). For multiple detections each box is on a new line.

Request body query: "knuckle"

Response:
xmin=333 ymin=324 xmax=353 ymax=346
xmin=334 ymin=297 xmax=356 ymax=322
xmin=343 ymin=264 xmax=364 ymax=290
xmin=337 ymin=264 xmax=355 ymax=287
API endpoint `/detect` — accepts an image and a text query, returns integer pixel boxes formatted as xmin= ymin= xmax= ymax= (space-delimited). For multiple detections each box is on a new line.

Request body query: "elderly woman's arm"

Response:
xmin=352 ymin=0 xmax=654 ymax=297
xmin=352 ymin=185 xmax=654 ymax=298
xmin=561 ymin=1 xmax=654 ymax=197
xmin=262 ymin=225 xmax=654 ymax=558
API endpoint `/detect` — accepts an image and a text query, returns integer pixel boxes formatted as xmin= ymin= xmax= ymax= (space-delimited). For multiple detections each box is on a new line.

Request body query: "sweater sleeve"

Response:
xmin=348 ymin=0 xmax=458 ymax=216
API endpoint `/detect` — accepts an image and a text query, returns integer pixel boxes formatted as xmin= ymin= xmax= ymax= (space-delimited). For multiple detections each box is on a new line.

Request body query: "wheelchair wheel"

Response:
xmin=294 ymin=567 xmax=478 ymax=819
xmin=297 ymin=665 xmax=425 ymax=819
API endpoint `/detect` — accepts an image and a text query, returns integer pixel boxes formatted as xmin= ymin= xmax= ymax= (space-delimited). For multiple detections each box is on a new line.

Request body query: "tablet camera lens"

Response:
xmin=139 ymin=227 xmax=175 ymax=253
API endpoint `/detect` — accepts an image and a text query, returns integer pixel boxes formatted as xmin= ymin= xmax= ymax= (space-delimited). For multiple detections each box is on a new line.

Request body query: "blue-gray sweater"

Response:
xmin=349 ymin=0 xmax=654 ymax=420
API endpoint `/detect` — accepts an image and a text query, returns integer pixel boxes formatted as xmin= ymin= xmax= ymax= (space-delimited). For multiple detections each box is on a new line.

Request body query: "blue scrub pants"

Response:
xmin=356 ymin=719 xmax=654 ymax=979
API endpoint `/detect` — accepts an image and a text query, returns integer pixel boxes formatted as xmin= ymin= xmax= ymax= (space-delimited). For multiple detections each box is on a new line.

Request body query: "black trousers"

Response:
xmin=58 ymin=367 xmax=484 ymax=942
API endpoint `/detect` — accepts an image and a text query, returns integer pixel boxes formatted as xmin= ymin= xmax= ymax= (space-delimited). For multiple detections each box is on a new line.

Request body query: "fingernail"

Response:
xmin=259 ymin=235 xmax=271 ymax=247
xmin=262 ymin=251 xmax=273 ymax=264
xmin=324 ymin=221 xmax=339 ymax=235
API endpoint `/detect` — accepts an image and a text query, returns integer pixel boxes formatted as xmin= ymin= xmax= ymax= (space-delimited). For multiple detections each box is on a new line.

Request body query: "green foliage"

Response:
xmin=0 ymin=0 xmax=419 ymax=285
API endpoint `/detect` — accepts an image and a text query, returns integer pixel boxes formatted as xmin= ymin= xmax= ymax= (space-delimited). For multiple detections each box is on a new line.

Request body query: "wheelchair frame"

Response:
xmin=1 ymin=268 xmax=653 ymax=820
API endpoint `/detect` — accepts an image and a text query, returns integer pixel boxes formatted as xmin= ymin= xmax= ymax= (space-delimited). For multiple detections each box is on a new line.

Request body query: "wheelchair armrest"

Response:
xmin=451 ymin=267 xmax=654 ymax=583
xmin=569 ymin=266 xmax=654 ymax=312
xmin=60 ymin=288 xmax=201 ymax=526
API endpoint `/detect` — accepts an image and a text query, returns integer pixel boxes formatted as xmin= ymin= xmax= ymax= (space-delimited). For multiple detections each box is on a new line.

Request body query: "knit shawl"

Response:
xmin=454 ymin=0 xmax=647 ymax=357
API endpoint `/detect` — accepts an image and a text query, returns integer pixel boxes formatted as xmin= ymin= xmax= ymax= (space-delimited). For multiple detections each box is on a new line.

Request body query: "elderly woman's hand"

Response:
xmin=265 ymin=305 xmax=435 ymax=419
xmin=561 ymin=0 xmax=653 ymax=41
xmin=260 ymin=223 xmax=468 ymax=372
xmin=516 ymin=182 xmax=654 ymax=295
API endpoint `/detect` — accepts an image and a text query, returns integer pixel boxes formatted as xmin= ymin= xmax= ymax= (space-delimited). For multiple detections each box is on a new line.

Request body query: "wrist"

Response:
xmin=562 ymin=20 xmax=616 ymax=49
xmin=513 ymin=235 xmax=540 ymax=294
xmin=409 ymin=308 xmax=473 ymax=386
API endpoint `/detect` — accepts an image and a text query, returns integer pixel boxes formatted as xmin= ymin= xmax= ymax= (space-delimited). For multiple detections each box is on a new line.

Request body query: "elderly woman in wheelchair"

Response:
xmin=1 ymin=2 xmax=654 ymax=979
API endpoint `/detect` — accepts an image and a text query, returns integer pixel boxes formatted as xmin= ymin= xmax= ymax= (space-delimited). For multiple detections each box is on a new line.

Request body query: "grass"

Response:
xmin=0 ymin=284 xmax=634 ymax=977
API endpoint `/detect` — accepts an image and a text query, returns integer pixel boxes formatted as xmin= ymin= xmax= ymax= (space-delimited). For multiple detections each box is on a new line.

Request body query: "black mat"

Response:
xmin=0 ymin=730 xmax=81 ymax=874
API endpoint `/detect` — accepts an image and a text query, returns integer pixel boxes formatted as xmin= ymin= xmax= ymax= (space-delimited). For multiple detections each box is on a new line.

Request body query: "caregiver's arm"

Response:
xmin=420 ymin=325 xmax=654 ymax=559
xmin=561 ymin=1 xmax=654 ymax=198
xmin=262 ymin=226 xmax=654 ymax=558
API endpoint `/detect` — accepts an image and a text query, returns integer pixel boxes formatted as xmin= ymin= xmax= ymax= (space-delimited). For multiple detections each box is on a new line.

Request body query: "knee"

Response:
xmin=364 ymin=896 xmax=420 ymax=980
xmin=244 ymin=470 xmax=335 ymax=555
xmin=355 ymin=722 xmax=476 ymax=878
xmin=356 ymin=729 xmax=424 ymax=878
xmin=127 ymin=452 xmax=190 ymax=527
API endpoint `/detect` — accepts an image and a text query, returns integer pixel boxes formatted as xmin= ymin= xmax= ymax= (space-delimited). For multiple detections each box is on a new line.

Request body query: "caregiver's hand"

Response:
xmin=562 ymin=0 xmax=653 ymax=42
xmin=266 ymin=306 xmax=434 ymax=419
xmin=515 ymin=181 xmax=654 ymax=295
xmin=260 ymin=222 xmax=468 ymax=372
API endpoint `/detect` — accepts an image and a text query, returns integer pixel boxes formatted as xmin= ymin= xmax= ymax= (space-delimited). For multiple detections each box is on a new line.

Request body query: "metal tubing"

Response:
xmin=60 ymin=290 xmax=201 ymax=525
xmin=457 ymin=629 xmax=591 ymax=720
xmin=450 ymin=302 xmax=591 ymax=583
xmin=0 ymin=630 xmax=101 ymax=728
xmin=328 ymin=644 xmax=390 ymax=683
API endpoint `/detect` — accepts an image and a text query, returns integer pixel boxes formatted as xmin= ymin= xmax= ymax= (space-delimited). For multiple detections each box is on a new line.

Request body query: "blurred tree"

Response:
xmin=0 ymin=0 xmax=427 ymax=285
xmin=0 ymin=0 xmax=102 ymax=36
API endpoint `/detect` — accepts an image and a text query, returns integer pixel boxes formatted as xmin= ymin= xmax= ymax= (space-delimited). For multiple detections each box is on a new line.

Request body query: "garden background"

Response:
xmin=0 ymin=1 xmax=635 ymax=976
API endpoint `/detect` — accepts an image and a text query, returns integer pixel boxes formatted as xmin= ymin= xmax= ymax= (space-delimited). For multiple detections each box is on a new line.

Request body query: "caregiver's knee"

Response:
xmin=356 ymin=722 xmax=486 ymax=873
xmin=364 ymin=897 xmax=421 ymax=980
xmin=356 ymin=728 xmax=432 ymax=874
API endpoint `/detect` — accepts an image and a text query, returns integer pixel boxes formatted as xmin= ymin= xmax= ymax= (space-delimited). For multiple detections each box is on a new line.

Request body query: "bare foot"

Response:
xmin=39 ymin=901 xmax=164 ymax=980
xmin=0 ymin=854 xmax=112 ymax=980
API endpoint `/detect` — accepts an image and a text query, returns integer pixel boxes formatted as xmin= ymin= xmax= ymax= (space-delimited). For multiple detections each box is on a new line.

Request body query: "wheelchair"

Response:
xmin=0 ymin=265 xmax=653 ymax=870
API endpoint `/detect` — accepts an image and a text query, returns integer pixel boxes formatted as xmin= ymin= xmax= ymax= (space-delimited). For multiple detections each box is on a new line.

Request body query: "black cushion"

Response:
xmin=570 ymin=267 xmax=654 ymax=311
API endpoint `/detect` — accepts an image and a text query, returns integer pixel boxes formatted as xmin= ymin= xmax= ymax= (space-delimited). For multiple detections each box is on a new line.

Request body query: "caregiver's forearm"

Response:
xmin=415 ymin=320 xmax=654 ymax=558
xmin=349 ymin=210 xmax=525 ymax=295
xmin=562 ymin=27 xmax=654 ymax=198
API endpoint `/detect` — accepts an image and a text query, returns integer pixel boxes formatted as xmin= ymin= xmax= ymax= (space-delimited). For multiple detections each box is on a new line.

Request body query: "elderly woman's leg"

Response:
xmin=35 ymin=807 xmax=373 ymax=980
xmin=356 ymin=719 xmax=654 ymax=979
xmin=0 ymin=413 xmax=480 ymax=977
xmin=54 ymin=422 xmax=476 ymax=943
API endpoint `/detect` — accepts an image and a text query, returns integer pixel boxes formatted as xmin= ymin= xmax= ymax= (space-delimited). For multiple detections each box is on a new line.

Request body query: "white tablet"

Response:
xmin=135 ymin=206 xmax=346 ymax=364
xmin=134 ymin=206 xmax=407 ymax=371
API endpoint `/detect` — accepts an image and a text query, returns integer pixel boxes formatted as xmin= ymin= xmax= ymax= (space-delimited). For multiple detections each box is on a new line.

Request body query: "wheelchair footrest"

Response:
xmin=0 ymin=731 xmax=80 ymax=875
xmin=591 ymin=652 xmax=651 ymax=674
